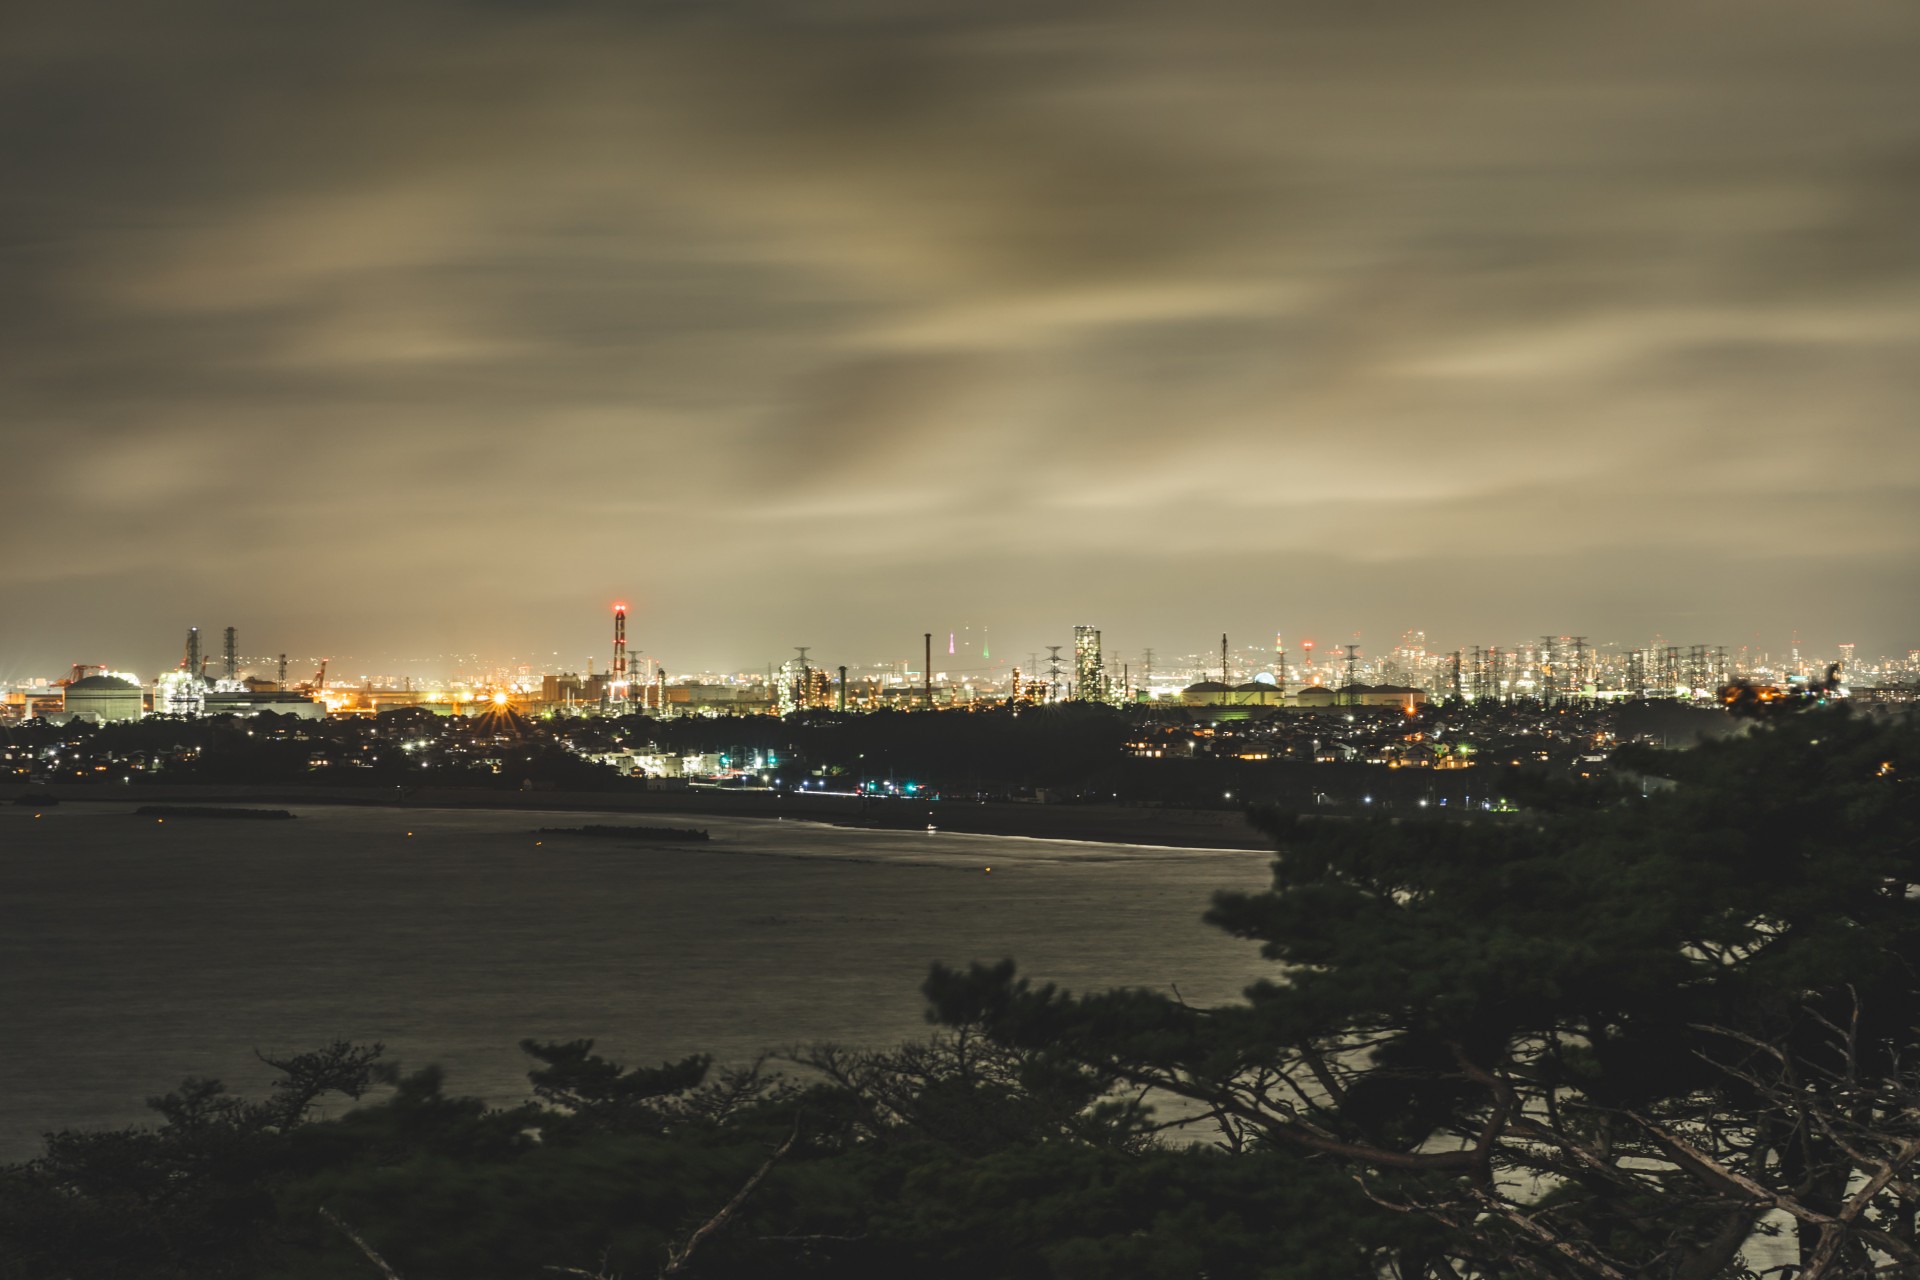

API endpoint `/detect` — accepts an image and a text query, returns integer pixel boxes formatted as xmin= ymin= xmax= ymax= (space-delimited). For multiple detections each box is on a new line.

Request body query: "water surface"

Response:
xmin=0 ymin=802 xmax=1276 ymax=1159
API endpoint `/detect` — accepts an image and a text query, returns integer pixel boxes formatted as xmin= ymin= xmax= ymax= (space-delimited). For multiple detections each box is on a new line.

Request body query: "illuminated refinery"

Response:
xmin=3 ymin=603 xmax=1911 ymax=729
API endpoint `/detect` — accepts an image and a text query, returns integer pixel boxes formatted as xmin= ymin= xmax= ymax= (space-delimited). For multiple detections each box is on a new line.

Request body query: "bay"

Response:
xmin=0 ymin=801 xmax=1276 ymax=1160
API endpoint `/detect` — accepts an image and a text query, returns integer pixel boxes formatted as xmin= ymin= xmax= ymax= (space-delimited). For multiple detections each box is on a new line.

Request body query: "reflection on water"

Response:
xmin=0 ymin=803 xmax=1275 ymax=1159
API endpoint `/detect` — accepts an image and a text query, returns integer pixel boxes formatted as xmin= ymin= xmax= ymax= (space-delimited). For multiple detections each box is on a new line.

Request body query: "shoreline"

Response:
xmin=2 ymin=782 xmax=1275 ymax=851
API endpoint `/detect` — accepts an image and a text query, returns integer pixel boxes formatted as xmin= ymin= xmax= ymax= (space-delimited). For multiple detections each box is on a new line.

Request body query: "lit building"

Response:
xmin=154 ymin=670 xmax=205 ymax=717
xmin=1073 ymin=625 xmax=1104 ymax=703
xmin=1 ymin=690 xmax=65 ymax=722
xmin=201 ymin=689 xmax=327 ymax=719
xmin=777 ymin=659 xmax=810 ymax=715
xmin=1320 ymin=684 xmax=1428 ymax=712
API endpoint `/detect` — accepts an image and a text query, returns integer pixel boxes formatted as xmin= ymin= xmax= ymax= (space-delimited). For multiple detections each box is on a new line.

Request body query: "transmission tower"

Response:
xmin=1044 ymin=646 xmax=1065 ymax=703
xmin=793 ymin=646 xmax=811 ymax=711
xmin=1343 ymin=643 xmax=1360 ymax=705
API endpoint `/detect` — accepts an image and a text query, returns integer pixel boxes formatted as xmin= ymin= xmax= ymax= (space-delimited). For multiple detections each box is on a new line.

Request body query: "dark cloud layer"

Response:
xmin=4 ymin=0 xmax=1917 ymax=678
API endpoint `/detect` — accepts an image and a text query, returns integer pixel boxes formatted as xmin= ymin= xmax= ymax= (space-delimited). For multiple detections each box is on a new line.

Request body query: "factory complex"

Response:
xmin=5 ymin=606 xmax=1904 ymax=728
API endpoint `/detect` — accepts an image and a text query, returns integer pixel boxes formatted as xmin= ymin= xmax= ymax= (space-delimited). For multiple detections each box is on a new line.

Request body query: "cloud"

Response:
xmin=2 ymin=0 xmax=1918 ymax=673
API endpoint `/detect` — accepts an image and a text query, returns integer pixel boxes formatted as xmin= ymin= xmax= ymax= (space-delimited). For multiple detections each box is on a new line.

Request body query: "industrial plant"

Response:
xmin=3 ymin=602 xmax=1910 ymax=729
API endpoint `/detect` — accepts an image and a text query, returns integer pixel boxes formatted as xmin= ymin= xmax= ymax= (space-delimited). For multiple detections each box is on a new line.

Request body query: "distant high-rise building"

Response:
xmin=1073 ymin=625 xmax=1104 ymax=703
xmin=777 ymin=657 xmax=808 ymax=716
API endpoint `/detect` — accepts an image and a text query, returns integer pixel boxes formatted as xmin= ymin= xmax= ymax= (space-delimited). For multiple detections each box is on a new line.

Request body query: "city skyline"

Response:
xmin=3 ymin=588 xmax=1906 ymax=689
xmin=4 ymin=1 xmax=1918 ymax=673
xmin=6 ymin=609 xmax=1903 ymax=695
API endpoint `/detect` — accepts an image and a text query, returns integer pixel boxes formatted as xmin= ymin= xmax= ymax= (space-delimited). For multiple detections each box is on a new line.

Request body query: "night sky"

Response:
xmin=5 ymin=1 xmax=1918 ymax=678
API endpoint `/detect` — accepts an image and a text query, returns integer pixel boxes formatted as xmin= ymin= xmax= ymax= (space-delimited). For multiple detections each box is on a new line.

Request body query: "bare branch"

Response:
xmin=661 ymin=1118 xmax=801 ymax=1277
xmin=320 ymin=1206 xmax=405 ymax=1280
xmin=1467 ymin=1189 xmax=1633 ymax=1280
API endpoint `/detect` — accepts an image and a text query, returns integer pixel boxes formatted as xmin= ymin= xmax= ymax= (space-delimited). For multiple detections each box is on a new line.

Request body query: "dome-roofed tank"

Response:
xmin=61 ymin=674 xmax=144 ymax=723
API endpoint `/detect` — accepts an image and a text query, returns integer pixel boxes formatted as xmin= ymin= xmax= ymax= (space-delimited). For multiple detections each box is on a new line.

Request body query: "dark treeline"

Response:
xmin=595 ymin=702 xmax=1143 ymax=796
xmin=0 ymin=1036 xmax=1388 ymax=1280
xmin=8 ymin=697 xmax=1723 ymax=812
xmin=7 ymin=708 xmax=1920 ymax=1279
xmin=7 ymin=708 xmax=618 ymax=794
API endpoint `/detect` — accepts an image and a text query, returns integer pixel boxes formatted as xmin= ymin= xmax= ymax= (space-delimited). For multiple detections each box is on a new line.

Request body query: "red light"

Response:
xmin=613 ymin=602 xmax=627 ymax=613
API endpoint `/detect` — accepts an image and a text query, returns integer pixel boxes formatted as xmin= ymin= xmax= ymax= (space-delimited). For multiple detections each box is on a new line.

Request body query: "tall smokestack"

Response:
xmin=612 ymin=602 xmax=628 ymax=706
xmin=838 ymin=665 xmax=848 ymax=713
xmin=185 ymin=628 xmax=201 ymax=680
xmin=924 ymin=633 xmax=933 ymax=708
xmin=223 ymin=627 xmax=238 ymax=680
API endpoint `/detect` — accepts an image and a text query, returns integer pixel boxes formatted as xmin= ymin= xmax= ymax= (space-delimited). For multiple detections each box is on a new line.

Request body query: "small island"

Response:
xmin=132 ymin=805 xmax=295 ymax=821
xmin=535 ymin=823 xmax=709 ymax=842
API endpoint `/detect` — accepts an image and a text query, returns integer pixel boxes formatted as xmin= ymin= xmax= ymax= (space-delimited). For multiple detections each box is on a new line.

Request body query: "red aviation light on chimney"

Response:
xmin=611 ymin=601 xmax=630 ymax=700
